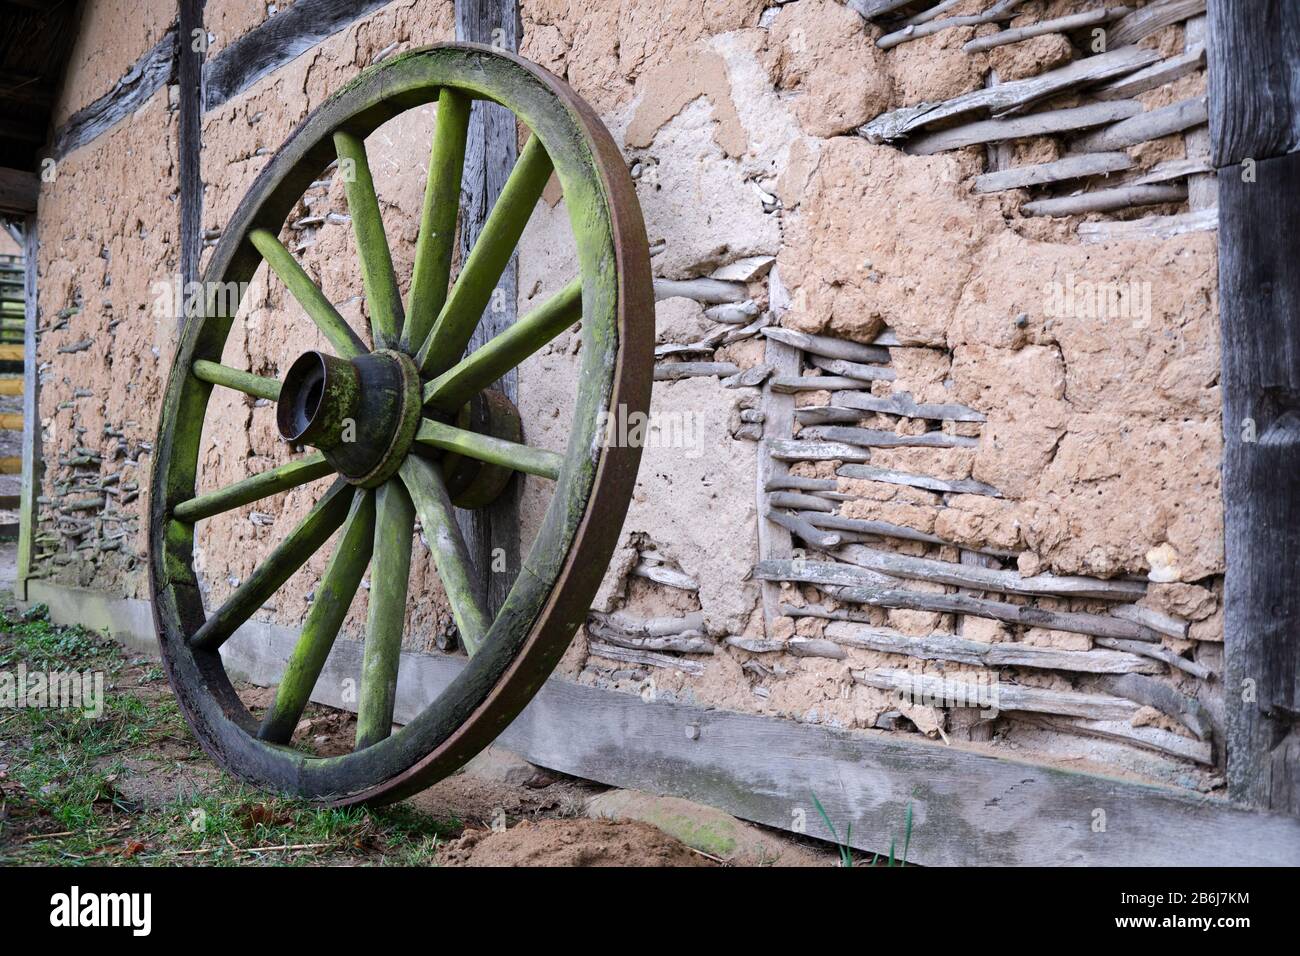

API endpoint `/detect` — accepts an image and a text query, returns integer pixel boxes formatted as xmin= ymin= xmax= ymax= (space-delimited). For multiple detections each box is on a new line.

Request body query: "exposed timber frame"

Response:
xmin=178 ymin=0 xmax=205 ymax=330
xmin=1209 ymin=0 xmax=1300 ymax=814
xmin=15 ymin=215 xmax=39 ymax=599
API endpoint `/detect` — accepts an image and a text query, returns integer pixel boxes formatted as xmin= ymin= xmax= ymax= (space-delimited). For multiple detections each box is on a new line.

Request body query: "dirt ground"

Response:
xmin=0 ymin=551 xmax=841 ymax=867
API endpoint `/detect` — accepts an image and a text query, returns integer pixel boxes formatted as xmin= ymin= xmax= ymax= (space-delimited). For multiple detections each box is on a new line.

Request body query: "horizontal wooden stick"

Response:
xmin=761 ymin=326 xmax=891 ymax=364
xmin=1094 ymin=45 xmax=1205 ymax=101
xmin=907 ymin=100 xmax=1142 ymax=155
xmin=653 ymin=277 xmax=747 ymax=304
xmin=1095 ymin=636 xmax=1212 ymax=680
xmin=630 ymin=560 xmax=700 ymax=591
xmin=606 ymin=609 xmax=705 ymax=637
xmin=1096 ymin=674 xmax=1214 ymax=740
xmin=766 ymin=508 xmax=842 ymax=550
xmin=587 ymin=640 xmax=706 ymax=675
xmin=771 ymin=376 xmax=872 ymax=393
xmin=654 ymin=361 xmax=740 ymax=381
xmin=974 ymin=152 xmax=1135 ymax=194
xmin=1071 ymin=96 xmax=1208 ymax=152
xmin=794 ymin=406 xmax=864 ymax=426
xmin=963 ymin=6 xmax=1132 ymax=53
xmin=1077 ymin=206 xmax=1216 ymax=243
xmin=838 ymin=463 xmax=1002 ymax=498
xmin=1021 ymin=714 xmax=1213 ymax=764
xmin=808 ymin=354 xmax=896 ymax=381
xmin=768 ymin=490 xmax=835 ymax=513
xmin=1022 ymin=184 xmax=1187 ymax=218
xmin=1108 ymin=0 xmax=1205 ymax=48
xmin=764 ymin=474 xmax=837 ymax=493
xmin=815 ymin=618 xmax=1161 ymax=674
xmin=834 ymin=543 xmax=1147 ymax=601
xmin=855 ymin=391 xmax=968 ymax=423
xmin=799 ymin=425 xmax=978 ymax=449
xmin=876 ymin=0 xmax=1028 ymax=50
xmin=853 ymin=668 xmax=1140 ymax=721
xmin=1109 ymin=603 xmax=1189 ymax=639
xmin=1130 ymin=155 xmax=1213 ymax=185
xmin=586 ymin=614 xmax=714 ymax=654
xmin=768 ymin=439 xmax=871 ymax=463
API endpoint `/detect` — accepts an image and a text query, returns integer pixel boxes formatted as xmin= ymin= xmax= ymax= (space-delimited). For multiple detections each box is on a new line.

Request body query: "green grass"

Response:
xmin=0 ymin=605 xmax=461 ymax=866
xmin=811 ymin=791 xmax=917 ymax=868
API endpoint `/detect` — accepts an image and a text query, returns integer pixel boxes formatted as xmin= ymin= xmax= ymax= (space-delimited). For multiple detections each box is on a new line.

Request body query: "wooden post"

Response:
xmin=1209 ymin=0 xmax=1300 ymax=813
xmin=178 ymin=0 xmax=204 ymax=331
xmin=15 ymin=215 xmax=40 ymax=599
xmin=454 ymin=0 xmax=521 ymax=618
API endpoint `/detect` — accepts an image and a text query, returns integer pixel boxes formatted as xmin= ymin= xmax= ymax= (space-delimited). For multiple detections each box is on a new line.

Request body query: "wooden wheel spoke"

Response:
xmin=190 ymin=479 xmax=354 ymax=652
xmin=173 ymin=453 xmax=333 ymax=523
xmin=192 ymin=360 xmax=281 ymax=402
xmin=259 ymin=489 xmax=375 ymax=744
xmin=422 ymin=276 xmax=581 ymax=414
xmin=356 ymin=480 xmax=416 ymax=749
xmin=403 ymin=88 xmax=470 ymax=352
xmin=415 ymin=134 xmax=554 ymax=377
xmin=248 ymin=227 xmax=368 ymax=358
xmin=334 ymin=130 xmax=404 ymax=350
xmin=398 ymin=455 xmax=490 ymax=655
xmin=415 ymin=418 xmax=562 ymax=480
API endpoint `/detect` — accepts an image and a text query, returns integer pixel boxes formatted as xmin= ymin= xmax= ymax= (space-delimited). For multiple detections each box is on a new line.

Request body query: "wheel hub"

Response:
xmin=277 ymin=348 xmax=421 ymax=488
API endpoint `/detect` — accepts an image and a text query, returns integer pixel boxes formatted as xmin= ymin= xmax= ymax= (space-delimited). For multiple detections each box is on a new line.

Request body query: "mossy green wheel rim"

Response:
xmin=149 ymin=44 xmax=652 ymax=805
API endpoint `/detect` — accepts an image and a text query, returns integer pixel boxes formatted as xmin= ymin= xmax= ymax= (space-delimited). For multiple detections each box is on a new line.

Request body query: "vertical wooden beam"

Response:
xmin=756 ymin=337 xmax=798 ymax=636
xmin=15 ymin=215 xmax=40 ymax=600
xmin=1209 ymin=0 xmax=1300 ymax=813
xmin=178 ymin=0 xmax=205 ymax=330
xmin=453 ymin=0 xmax=520 ymax=619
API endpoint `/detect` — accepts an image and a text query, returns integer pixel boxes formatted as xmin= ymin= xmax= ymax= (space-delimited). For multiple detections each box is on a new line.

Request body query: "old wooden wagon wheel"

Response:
xmin=149 ymin=44 xmax=652 ymax=805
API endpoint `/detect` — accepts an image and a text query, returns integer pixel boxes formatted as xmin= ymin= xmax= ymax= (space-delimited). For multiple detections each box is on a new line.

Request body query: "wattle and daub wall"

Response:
xmin=30 ymin=0 xmax=1223 ymax=792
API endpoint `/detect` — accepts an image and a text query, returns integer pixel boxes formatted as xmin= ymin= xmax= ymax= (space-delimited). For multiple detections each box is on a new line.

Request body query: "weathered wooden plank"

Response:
xmin=834 ymin=543 xmax=1147 ymax=601
xmin=808 ymin=354 xmax=896 ymax=382
xmin=1095 ymin=636 xmax=1213 ymax=680
xmin=178 ymin=0 xmax=203 ymax=333
xmin=1022 ymin=183 xmax=1188 ymax=218
xmin=654 ymin=361 xmax=740 ymax=381
xmin=1208 ymin=0 xmax=1300 ymax=166
xmin=588 ymin=640 xmax=706 ymax=675
xmin=203 ymin=0 xmax=391 ymax=110
xmin=1023 ymin=714 xmax=1213 ymax=765
xmin=974 ymin=152 xmax=1135 ymax=194
xmin=1130 ymin=155 xmax=1213 ymax=185
xmin=1217 ymin=148 xmax=1300 ymax=811
xmin=1071 ymin=97 xmax=1208 ymax=152
xmin=1099 ymin=673 xmax=1216 ymax=741
xmin=29 ymin=580 xmax=1300 ymax=866
xmin=817 ymin=620 xmax=1162 ymax=674
xmin=51 ymin=27 xmax=177 ymax=158
xmin=771 ymin=375 xmax=872 ymax=393
xmin=652 ymin=277 xmax=747 ymax=303
xmin=1109 ymin=0 xmax=1205 ymax=48
xmin=453 ymin=0 xmax=523 ymax=618
xmin=908 ymin=101 xmax=1142 ymax=155
xmin=862 ymin=47 xmax=1156 ymax=143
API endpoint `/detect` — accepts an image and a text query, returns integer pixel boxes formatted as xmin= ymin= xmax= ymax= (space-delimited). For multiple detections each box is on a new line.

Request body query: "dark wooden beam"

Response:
xmin=1210 ymin=0 xmax=1300 ymax=813
xmin=202 ymin=0 xmax=391 ymax=111
xmin=50 ymin=26 xmax=177 ymax=159
xmin=15 ymin=214 xmax=40 ymax=599
xmin=178 ymin=0 xmax=204 ymax=330
xmin=0 ymin=166 xmax=37 ymax=215
xmin=454 ymin=0 xmax=522 ymax=617
xmin=1208 ymin=1 xmax=1300 ymax=166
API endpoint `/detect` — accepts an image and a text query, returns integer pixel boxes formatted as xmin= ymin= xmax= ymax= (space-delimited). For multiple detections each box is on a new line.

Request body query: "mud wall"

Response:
xmin=29 ymin=0 xmax=1224 ymax=792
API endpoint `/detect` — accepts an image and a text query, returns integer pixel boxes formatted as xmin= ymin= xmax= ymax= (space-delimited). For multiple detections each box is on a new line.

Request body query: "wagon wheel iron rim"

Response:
xmin=149 ymin=43 xmax=652 ymax=805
